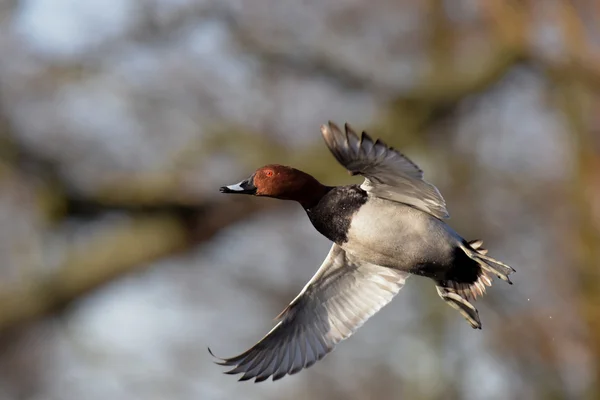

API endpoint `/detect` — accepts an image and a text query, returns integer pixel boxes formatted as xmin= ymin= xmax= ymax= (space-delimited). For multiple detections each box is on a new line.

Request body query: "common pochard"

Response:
xmin=213 ymin=121 xmax=515 ymax=382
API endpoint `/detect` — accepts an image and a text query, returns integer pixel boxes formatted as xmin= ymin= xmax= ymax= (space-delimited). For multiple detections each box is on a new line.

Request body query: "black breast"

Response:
xmin=305 ymin=185 xmax=368 ymax=244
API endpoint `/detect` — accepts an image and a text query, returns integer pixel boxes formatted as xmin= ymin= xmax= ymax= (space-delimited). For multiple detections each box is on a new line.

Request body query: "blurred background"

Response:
xmin=0 ymin=0 xmax=598 ymax=399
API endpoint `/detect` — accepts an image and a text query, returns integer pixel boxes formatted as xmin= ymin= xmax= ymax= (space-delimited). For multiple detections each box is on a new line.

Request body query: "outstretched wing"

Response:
xmin=210 ymin=244 xmax=409 ymax=382
xmin=321 ymin=121 xmax=449 ymax=219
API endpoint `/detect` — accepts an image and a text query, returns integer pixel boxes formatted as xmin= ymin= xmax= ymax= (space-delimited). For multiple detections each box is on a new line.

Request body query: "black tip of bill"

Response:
xmin=219 ymin=178 xmax=257 ymax=195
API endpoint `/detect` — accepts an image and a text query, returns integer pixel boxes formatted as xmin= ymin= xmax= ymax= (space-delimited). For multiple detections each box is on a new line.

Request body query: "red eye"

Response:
xmin=266 ymin=170 xmax=274 ymax=177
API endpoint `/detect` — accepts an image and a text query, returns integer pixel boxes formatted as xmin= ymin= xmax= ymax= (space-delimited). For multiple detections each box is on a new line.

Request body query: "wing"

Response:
xmin=321 ymin=121 xmax=449 ymax=219
xmin=210 ymin=244 xmax=409 ymax=382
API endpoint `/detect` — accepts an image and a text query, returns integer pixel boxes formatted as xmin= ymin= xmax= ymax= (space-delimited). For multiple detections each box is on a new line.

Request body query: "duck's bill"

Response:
xmin=219 ymin=177 xmax=257 ymax=194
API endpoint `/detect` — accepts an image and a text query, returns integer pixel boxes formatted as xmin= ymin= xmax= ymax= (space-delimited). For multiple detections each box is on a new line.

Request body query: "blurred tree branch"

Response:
xmin=0 ymin=214 xmax=187 ymax=329
xmin=0 ymin=195 xmax=274 ymax=331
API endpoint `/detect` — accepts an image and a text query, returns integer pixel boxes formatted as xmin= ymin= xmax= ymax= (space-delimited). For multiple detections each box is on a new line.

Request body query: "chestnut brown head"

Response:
xmin=220 ymin=164 xmax=329 ymax=208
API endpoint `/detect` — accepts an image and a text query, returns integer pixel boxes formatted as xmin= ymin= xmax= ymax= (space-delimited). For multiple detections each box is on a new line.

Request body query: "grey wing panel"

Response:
xmin=211 ymin=244 xmax=409 ymax=382
xmin=321 ymin=121 xmax=449 ymax=219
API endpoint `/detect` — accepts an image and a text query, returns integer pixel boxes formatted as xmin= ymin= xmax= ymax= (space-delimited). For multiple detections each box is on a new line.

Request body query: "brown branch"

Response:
xmin=0 ymin=214 xmax=186 ymax=330
xmin=0 ymin=197 xmax=272 ymax=332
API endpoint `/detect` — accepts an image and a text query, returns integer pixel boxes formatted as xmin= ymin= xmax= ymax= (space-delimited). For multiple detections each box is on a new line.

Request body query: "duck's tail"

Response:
xmin=464 ymin=239 xmax=515 ymax=282
xmin=436 ymin=239 xmax=515 ymax=329
xmin=443 ymin=240 xmax=514 ymax=299
xmin=446 ymin=239 xmax=514 ymax=300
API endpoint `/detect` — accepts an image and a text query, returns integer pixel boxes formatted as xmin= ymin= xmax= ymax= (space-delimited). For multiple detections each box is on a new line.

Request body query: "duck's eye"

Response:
xmin=266 ymin=170 xmax=274 ymax=177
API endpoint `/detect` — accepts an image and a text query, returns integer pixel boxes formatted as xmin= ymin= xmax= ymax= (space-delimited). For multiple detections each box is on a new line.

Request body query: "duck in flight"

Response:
xmin=212 ymin=122 xmax=515 ymax=382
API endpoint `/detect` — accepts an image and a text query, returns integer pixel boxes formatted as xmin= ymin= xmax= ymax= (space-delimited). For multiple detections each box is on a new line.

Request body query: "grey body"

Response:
xmin=343 ymin=195 xmax=461 ymax=273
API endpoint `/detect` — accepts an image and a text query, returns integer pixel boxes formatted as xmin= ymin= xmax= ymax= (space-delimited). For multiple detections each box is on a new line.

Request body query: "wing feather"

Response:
xmin=321 ymin=121 xmax=449 ymax=219
xmin=210 ymin=244 xmax=409 ymax=382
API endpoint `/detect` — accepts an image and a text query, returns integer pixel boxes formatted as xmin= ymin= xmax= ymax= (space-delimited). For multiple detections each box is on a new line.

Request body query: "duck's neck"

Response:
xmin=297 ymin=183 xmax=333 ymax=209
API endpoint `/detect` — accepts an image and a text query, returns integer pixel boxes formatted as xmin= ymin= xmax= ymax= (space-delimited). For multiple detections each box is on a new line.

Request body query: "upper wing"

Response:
xmin=210 ymin=244 xmax=409 ymax=382
xmin=321 ymin=121 xmax=449 ymax=219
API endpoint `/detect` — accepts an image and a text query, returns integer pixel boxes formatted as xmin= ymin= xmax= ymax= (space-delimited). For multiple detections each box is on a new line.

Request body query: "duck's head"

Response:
xmin=220 ymin=164 xmax=328 ymax=208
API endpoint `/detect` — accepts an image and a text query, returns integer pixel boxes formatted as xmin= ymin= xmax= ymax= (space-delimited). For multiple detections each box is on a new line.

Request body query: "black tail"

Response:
xmin=463 ymin=239 xmax=514 ymax=281
xmin=446 ymin=239 xmax=515 ymax=299
xmin=436 ymin=239 xmax=515 ymax=329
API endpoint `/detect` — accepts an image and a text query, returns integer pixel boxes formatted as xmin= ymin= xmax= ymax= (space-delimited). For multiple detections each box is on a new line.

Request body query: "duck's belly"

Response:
xmin=342 ymin=198 xmax=461 ymax=272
